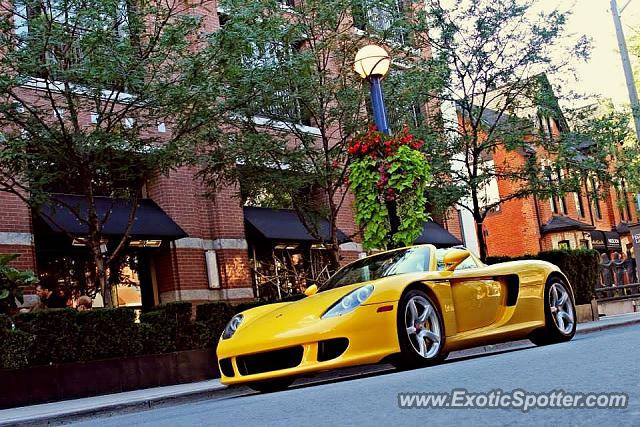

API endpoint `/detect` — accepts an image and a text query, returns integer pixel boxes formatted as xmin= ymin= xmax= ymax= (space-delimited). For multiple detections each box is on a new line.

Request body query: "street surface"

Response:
xmin=71 ymin=325 xmax=640 ymax=426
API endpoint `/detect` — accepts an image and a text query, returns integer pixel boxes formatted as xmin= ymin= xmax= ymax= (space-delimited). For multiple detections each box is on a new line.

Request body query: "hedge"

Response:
xmin=486 ymin=249 xmax=599 ymax=305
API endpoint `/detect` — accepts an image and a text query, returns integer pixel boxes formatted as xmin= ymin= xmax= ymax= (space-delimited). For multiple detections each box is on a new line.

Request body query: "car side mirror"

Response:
xmin=304 ymin=284 xmax=318 ymax=297
xmin=443 ymin=249 xmax=470 ymax=271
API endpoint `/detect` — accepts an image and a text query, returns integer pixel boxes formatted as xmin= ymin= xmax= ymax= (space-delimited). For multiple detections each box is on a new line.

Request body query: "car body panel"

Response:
xmin=216 ymin=245 xmax=570 ymax=385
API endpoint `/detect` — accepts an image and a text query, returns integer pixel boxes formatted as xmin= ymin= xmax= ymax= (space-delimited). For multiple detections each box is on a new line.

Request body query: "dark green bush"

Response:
xmin=14 ymin=308 xmax=79 ymax=365
xmin=195 ymin=302 xmax=235 ymax=347
xmin=76 ymin=308 xmax=142 ymax=361
xmin=139 ymin=301 xmax=195 ymax=352
xmin=486 ymin=249 xmax=599 ymax=305
xmin=0 ymin=328 xmax=35 ymax=369
xmin=537 ymin=249 xmax=599 ymax=305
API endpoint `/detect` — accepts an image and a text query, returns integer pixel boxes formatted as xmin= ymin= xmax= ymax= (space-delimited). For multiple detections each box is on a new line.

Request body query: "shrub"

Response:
xmin=139 ymin=301 xmax=195 ymax=352
xmin=14 ymin=308 xmax=79 ymax=365
xmin=485 ymin=249 xmax=599 ymax=305
xmin=537 ymin=249 xmax=599 ymax=305
xmin=76 ymin=307 xmax=141 ymax=361
xmin=195 ymin=302 xmax=235 ymax=347
xmin=0 ymin=328 xmax=35 ymax=369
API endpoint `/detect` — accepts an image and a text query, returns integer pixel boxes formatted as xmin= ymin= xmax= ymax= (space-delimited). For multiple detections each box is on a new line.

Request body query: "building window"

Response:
xmin=589 ymin=176 xmax=602 ymax=220
xmin=544 ymin=166 xmax=558 ymax=214
xmin=241 ymin=42 xmax=310 ymax=126
xmin=622 ymin=179 xmax=632 ymax=221
xmin=352 ymin=0 xmax=409 ymax=46
xmin=13 ymin=0 xmax=130 ymax=87
xmin=557 ymin=168 xmax=567 ymax=214
xmin=558 ymin=240 xmax=570 ymax=250
xmin=579 ymin=239 xmax=589 ymax=249
xmin=574 ymin=191 xmax=584 ymax=218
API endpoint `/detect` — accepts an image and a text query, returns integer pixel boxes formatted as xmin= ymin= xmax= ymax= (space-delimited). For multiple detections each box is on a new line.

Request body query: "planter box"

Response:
xmin=0 ymin=348 xmax=219 ymax=409
xmin=575 ymin=299 xmax=599 ymax=323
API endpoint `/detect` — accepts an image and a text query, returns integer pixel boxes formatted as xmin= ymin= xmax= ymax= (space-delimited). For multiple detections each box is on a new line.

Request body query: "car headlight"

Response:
xmin=322 ymin=285 xmax=374 ymax=319
xmin=222 ymin=314 xmax=243 ymax=339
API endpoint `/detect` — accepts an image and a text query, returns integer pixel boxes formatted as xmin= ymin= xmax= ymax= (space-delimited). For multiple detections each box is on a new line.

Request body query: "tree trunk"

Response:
xmin=475 ymin=220 xmax=488 ymax=262
xmin=94 ymin=251 xmax=113 ymax=308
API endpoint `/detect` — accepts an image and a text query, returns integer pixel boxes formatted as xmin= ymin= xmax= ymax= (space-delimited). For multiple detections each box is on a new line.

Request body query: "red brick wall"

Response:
xmin=0 ymin=192 xmax=33 ymax=234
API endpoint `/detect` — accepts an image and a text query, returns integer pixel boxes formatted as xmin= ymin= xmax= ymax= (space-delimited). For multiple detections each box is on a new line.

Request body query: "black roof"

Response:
xmin=540 ymin=215 xmax=595 ymax=234
xmin=39 ymin=193 xmax=187 ymax=239
xmin=244 ymin=206 xmax=350 ymax=244
xmin=414 ymin=221 xmax=463 ymax=248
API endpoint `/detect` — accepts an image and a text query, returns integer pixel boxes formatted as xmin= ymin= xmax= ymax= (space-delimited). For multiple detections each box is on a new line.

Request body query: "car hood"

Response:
xmin=229 ymin=271 xmax=435 ymax=343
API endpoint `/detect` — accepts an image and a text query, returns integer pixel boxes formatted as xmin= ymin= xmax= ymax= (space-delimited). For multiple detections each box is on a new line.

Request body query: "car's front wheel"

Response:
xmin=530 ymin=277 xmax=576 ymax=346
xmin=392 ymin=289 xmax=448 ymax=369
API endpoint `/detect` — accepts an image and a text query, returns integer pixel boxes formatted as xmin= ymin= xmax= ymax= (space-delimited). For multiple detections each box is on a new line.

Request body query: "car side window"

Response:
xmin=456 ymin=255 xmax=479 ymax=270
xmin=435 ymin=247 xmax=480 ymax=271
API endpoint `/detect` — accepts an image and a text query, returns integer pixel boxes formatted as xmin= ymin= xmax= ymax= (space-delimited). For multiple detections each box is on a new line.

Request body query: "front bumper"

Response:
xmin=216 ymin=302 xmax=399 ymax=385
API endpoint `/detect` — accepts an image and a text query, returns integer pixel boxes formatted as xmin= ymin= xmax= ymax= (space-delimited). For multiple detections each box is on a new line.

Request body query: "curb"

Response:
xmin=576 ymin=314 xmax=640 ymax=334
xmin=3 ymin=315 xmax=639 ymax=427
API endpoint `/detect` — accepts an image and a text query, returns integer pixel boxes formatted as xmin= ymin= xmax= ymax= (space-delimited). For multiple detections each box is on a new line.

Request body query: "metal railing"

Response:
xmin=594 ymin=283 xmax=640 ymax=302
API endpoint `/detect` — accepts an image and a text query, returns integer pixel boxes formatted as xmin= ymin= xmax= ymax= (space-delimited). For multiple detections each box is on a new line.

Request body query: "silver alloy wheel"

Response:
xmin=404 ymin=295 xmax=441 ymax=359
xmin=549 ymin=282 xmax=575 ymax=335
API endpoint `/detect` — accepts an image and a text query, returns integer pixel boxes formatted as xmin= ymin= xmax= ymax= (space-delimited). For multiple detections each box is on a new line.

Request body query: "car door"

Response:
xmin=448 ymin=256 xmax=504 ymax=333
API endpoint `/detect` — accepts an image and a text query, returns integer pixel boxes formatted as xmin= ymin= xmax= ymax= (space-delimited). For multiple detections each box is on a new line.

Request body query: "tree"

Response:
xmin=0 ymin=0 xmax=230 ymax=307
xmin=197 ymin=0 xmax=445 ymax=267
xmin=406 ymin=0 xmax=598 ymax=260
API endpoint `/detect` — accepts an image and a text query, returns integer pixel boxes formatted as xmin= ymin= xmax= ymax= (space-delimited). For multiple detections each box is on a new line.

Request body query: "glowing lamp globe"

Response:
xmin=353 ymin=44 xmax=391 ymax=79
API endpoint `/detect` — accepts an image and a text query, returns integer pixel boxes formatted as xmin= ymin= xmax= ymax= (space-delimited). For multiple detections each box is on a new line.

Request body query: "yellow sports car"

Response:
xmin=216 ymin=245 xmax=576 ymax=392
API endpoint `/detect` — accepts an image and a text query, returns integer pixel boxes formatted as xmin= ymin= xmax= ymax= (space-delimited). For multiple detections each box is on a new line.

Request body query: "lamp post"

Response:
xmin=610 ymin=0 xmax=640 ymax=140
xmin=354 ymin=44 xmax=392 ymax=135
xmin=354 ymin=44 xmax=401 ymax=245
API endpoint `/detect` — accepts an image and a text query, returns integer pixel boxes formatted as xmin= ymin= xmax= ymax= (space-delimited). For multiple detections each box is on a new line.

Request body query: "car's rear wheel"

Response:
xmin=392 ymin=289 xmax=447 ymax=369
xmin=530 ymin=277 xmax=576 ymax=346
xmin=247 ymin=377 xmax=294 ymax=393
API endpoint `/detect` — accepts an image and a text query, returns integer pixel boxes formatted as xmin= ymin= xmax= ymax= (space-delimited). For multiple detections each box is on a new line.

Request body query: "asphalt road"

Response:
xmin=71 ymin=325 xmax=640 ymax=426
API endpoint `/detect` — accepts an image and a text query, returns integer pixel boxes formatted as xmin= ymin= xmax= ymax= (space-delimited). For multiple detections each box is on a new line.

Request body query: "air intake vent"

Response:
xmin=219 ymin=358 xmax=234 ymax=377
xmin=237 ymin=346 xmax=304 ymax=376
xmin=317 ymin=338 xmax=349 ymax=362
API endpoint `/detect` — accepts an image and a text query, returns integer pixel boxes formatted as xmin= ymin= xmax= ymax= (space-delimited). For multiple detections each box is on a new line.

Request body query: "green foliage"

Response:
xmin=0 ymin=328 xmax=35 ymax=369
xmin=76 ymin=307 xmax=142 ymax=361
xmin=486 ymin=249 xmax=599 ymax=305
xmin=14 ymin=309 xmax=79 ymax=365
xmin=409 ymin=1 xmax=597 ymax=260
xmin=139 ymin=301 xmax=199 ymax=353
xmin=348 ymin=126 xmax=431 ymax=249
xmin=198 ymin=0 xmax=445 ymax=261
xmin=0 ymin=254 xmax=38 ymax=314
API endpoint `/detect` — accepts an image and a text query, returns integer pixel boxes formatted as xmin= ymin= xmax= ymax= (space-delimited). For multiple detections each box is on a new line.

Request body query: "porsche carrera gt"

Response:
xmin=216 ymin=245 xmax=576 ymax=392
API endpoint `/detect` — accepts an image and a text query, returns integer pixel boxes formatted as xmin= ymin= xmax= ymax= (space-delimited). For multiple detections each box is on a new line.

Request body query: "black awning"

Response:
xmin=604 ymin=231 xmax=622 ymax=251
xmin=541 ymin=216 xmax=595 ymax=234
xmin=414 ymin=221 xmax=462 ymax=248
xmin=39 ymin=194 xmax=187 ymax=239
xmin=244 ymin=206 xmax=350 ymax=244
xmin=589 ymin=231 xmax=606 ymax=250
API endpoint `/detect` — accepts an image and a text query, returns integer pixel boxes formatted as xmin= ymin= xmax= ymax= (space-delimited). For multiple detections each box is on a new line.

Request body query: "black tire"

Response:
xmin=392 ymin=289 xmax=448 ymax=370
xmin=530 ymin=277 xmax=577 ymax=346
xmin=247 ymin=377 xmax=295 ymax=393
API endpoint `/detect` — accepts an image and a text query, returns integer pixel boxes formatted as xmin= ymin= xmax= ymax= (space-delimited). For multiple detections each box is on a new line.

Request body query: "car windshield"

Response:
xmin=319 ymin=246 xmax=431 ymax=292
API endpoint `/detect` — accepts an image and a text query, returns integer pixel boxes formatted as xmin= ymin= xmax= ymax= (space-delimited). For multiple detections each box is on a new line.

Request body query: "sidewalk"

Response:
xmin=2 ymin=311 xmax=639 ymax=427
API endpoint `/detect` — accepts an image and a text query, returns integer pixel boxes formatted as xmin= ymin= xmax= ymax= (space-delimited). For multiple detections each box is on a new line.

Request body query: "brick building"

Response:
xmin=468 ymin=106 xmax=639 ymax=259
xmin=0 ymin=0 xmax=464 ymax=309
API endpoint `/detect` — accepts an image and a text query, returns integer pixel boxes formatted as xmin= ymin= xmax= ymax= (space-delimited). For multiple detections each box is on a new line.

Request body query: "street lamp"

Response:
xmin=353 ymin=44 xmax=401 ymax=244
xmin=354 ymin=44 xmax=392 ymax=135
xmin=610 ymin=0 xmax=640 ymax=141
